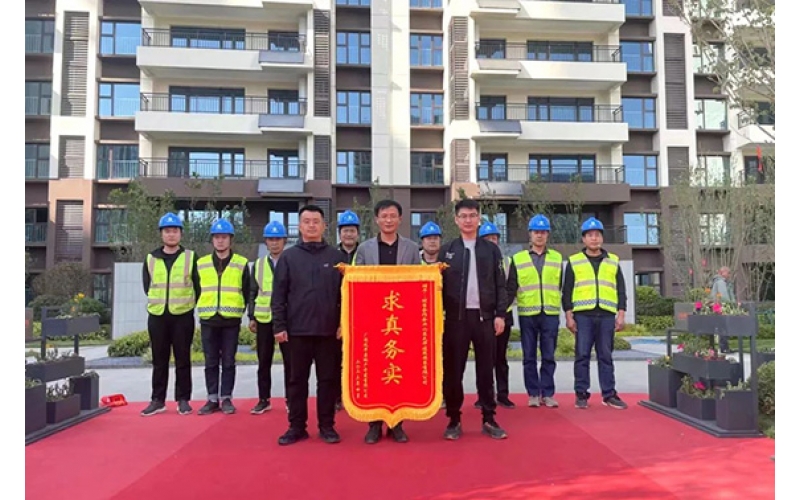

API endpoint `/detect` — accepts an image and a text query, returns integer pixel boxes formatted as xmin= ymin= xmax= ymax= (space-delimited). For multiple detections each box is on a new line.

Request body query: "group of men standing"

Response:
xmin=140 ymin=197 xmax=629 ymax=446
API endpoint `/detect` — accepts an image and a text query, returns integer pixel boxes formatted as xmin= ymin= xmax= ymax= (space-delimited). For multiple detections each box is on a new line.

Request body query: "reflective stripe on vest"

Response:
xmin=253 ymin=256 xmax=274 ymax=323
xmin=146 ymin=250 xmax=196 ymax=316
xmin=512 ymin=249 xmax=562 ymax=316
xmin=196 ymin=253 xmax=248 ymax=319
xmin=569 ymin=252 xmax=619 ymax=314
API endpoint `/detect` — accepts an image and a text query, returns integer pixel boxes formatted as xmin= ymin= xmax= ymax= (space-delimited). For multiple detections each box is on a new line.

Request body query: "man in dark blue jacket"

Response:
xmin=272 ymin=205 xmax=349 ymax=446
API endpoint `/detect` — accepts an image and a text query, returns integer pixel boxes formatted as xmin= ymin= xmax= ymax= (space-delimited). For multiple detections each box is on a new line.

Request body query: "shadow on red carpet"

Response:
xmin=25 ymin=394 xmax=774 ymax=500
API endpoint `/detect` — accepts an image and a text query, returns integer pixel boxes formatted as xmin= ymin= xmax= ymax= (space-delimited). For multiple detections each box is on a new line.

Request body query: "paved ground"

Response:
xmin=28 ymin=337 xmax=753 ymax=404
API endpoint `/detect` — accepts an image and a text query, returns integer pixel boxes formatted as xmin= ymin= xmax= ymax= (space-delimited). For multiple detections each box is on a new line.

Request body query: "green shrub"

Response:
xmin=614 ymin=337 xmax=632 ymax=350
xmin=75 ymin=296 xmax=111 ymax=324
xmin=635 ymin=286 xmax=676 ymax=317
xmin=27 ymin=321 xmax=110 ymax=342
xmin=509 ymin=328 xmax=520 ymax=342
xmin=620 ymin=323 xmax=650 ymax=336
xmin=757 ymin=324 xmax=775 ymax=339
xmin=638 ymin=315 xmax=675 ymax=332
xmin=756 ymin=360 xmax=775 ymax=417
xmin=191 ymin=326 xmax=255 ymax=353
xmin=28 ymin=295 xmax=68 ymax=320
xmin=31 ymin=263 xmax=93 ymax=298
xmin=107 ymin=331 xmax=150 ymax=357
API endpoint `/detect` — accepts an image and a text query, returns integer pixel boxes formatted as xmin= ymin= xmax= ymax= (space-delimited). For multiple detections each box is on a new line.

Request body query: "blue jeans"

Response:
xmin=573 ymin=314 xmax=617 ymax=400
xmin=519 ymin=314 xmax=560 ymax=397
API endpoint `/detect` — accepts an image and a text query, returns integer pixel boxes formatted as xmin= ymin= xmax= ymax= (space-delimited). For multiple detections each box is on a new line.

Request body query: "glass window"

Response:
xmin=529 ymin=155 xmax=596 ymax=183
xmin=624 ymin=213 xmax=659 ymax=245
xmin=167 ymin=148 xmax=245 ymax=178
xmin=337 ymin=0 xmax=370 ymax=5
xmin=336 ymin=151 xmax=372 ymax=184
xmin=25 ymin=81 xmax=52 ymax=116
xmin=623 ymin=0 xmax=653 ymax=16
xmin=410 ymin=0 xmax=442 ymax=7
xmin=695 ymin=99 xmax=728 ymax=130
xmin=98 ymin=83 xmax=140 ymax=117
xmin=410 ymin=93 xmax=444 ymax=125
xmin=170 ymin=27 xmax=246 ymax=50
xmin=336 ymin=32 xmax=371 ymax=65
xmin=97 ymin=144 xmax=138 ymax=179
xmin=25 ymin=19 xmax=55 ymax=54
xmin=621 ymin=41 xmax=654 ymax=72
xmin=526 ymin=97 xmax=596 ymax=123
xmin=622 ymin=97 xmax=656 ymax=128
xmin=476 ymin=95 xmax=507 ymax=120
xmin=168 ymin=86 xmax=246 ymax=114
xmin=478 ymin=154 xmax=508 ymax=182
xmin=94 ymin=208 xmax=129 ymax=244
xmin=699 ymin=213 xmax=728 ymax=246
xmin=692 ymin=43 xmax=724 ymax=74
xmin=410 ymin=34 xmax=443 ymax=66
xmin=336 ymin=91 xmax=371 ymax=125
xmin=635 ymin=272 xmax=662 ymax=294
xmin=26 ymin=143 xmax=50 ymax=179
xmin=525 ymin=41 xmax=593 ymax=62
xmin=268 ymin=150 xmax=302 ymax=178
xmin=693 ymin=156 xmax=730 ymax=187
xmin=410 ymin=152 xmax=444 ymax=184
xmin=623 ymin=155 xmax=658 ymax=187
xmin=100 ymin=21 xmax=140 ymax=55
xmin=93 ymin=274 xmax=111 ymax=306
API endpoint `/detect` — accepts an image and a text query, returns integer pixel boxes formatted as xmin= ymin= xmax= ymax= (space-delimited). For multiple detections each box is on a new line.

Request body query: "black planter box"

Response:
xmin=676 ymin=391 xmax=716 ymax=421
xmin=715 ymin=390 xmax=758 ymax=431
xmin=46 ymin=394 xmax=81 ymax=424
xmin=41 ymin=315 xmax=101 ymax=337
xmin=672 ymin=352 xmax=742 ymax=382
xmin=69 ymin=375 xmax=100 ymax=411
xmin=648 ymin=364 xmax=682 ymax=408
xmin=25 ymin=356 xmax=86 ymax=383
xmin=25 ymin=384 xmax=46 ymax=435
xmin=687 ymin=314 xmax=757 ymax=337
xmin=754 ymin=352 xmax=775 ymax=368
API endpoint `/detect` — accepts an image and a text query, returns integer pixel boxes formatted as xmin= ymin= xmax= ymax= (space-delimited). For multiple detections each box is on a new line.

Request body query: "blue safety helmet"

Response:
xmin=581 ymin=217 xmax=604 ymax=235
xmin=210 ymin=218 xmax=235 ymax=236
xmin=263 ymin=221 xmax=288 ymax=238
xmin=419 ymin=221 xmax=442 ymax=239
xmin=479 ymin=221 xmax=501 ymax=238
xmin=338 ymin=210 xmax=360 ymax=228
xmin=158 ymin=212 xmax=183 ymax=230
xmin=528 ymin=214 xmax=551 ymax=232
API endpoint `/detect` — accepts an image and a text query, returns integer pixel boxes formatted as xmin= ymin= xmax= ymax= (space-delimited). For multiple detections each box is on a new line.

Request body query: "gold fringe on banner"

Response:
xmin=339 ymin=264 xmax=446 ymax=427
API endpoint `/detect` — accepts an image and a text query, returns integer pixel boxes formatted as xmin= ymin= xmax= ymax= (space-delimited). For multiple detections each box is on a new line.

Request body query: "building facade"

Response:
xmin=25 ymin=0 xmax=774 ymax=304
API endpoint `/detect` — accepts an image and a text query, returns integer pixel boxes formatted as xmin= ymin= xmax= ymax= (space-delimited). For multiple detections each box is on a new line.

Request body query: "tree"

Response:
xmin=554 ymin=177 xmax=585 ymax=243
xmin=513 ymin=178 xmax=553 ymax=230
xmin=434 ymin=188 xmax=468 ymax=242
xmin=31 ymin=263 xmax=92 ymax=298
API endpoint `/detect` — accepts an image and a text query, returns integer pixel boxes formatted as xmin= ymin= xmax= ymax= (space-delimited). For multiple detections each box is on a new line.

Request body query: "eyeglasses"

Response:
xmin=377 ymin=215 xmax=400 ymax=221
xmin=457 ymin=213 xmax=480 ymax=220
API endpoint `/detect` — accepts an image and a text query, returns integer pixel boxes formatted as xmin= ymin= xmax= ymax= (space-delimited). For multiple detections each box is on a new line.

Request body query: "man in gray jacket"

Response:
xmin=710 ymin=266 xmax=735 ymax=353
xmin=354 ymin=199 xmax=421 ymax=444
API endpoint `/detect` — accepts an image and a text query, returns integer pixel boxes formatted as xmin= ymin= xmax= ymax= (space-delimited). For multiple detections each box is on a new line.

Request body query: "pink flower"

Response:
xmin=695 ymin=301 xmax=702 ymax=310
xmin=677 ymin=343 xmax=684 ymax=350
xmin=708 ymin=349 xmax=715 ymax=357
xmin=693 ymin=381 xmax=706 ymax=391
xmin=712 ymin=303 xmax=723 ymax=314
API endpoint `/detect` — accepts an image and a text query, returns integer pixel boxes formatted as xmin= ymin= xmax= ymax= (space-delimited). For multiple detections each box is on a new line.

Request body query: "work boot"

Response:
xmin=388 ymin=423 xmax=409 ymax=443
xmin=365 ymin=422 xmax=382 ymax=444
xmin=319 ymin=427 xmax=341 ymax=444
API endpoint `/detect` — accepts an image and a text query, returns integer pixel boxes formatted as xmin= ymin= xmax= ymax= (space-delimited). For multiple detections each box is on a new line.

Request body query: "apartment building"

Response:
xmin=24 ymin=0 xmax=774 ymax=303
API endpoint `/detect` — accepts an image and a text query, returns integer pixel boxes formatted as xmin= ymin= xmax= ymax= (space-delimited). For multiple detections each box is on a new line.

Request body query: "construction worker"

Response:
xmin=506 ymin=214 xmax=563 ymax=408
xmin=562 ymin=217 xmax=628 ymax=410
xmin=439 ymin=199 xmax=509 ymax=440
xmin=248 ymin=221 xmax=291 ymax=415
xmin=196 ymin=219 xmax=251 ymax=416
xmin=419 ymin=221 xmax=442 ymax=264
xmin=335 ymin=209 xmax=361 ymax=411
xmin=354 ymin=199 xmax=421 ymax=444
xmin=476 ymin=221 xmax=516 ymax=409
xmin=140 ymin=212 xmax=200 ymax=417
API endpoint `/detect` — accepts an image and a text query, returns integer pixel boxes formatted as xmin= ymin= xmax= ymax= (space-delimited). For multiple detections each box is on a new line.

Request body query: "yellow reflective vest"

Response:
xmin=146 ymin=250 xmax=196 ymax=316
xmin=253 ymin=255 xmax=276 ymax=323
xmin=512 ymin=249 xmax=562 ymax=316
xmin=196 ymin=253 xmax=248 ymax=319
xmin=569 ymin=251 xmax=620 ymax=314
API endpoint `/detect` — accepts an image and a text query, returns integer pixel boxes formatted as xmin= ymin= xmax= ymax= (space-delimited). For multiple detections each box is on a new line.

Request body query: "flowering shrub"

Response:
xmin=58 ymin=293 xmax=100 ymax=319
xmin=647 ymin=355 xmax=671 ymax=367
xmin=676 ymin=335 xmax=734 ymax=362
xmin=694 ymin=299 xmax=748 ymax=316
xmin=678 ymin=375 xmax=716 ymax=399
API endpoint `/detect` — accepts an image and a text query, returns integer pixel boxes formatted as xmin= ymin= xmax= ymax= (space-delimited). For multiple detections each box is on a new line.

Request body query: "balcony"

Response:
xmin=472 ymin=0 xmax=625 ymax=35
xmin=139 ymin=0 xmax=314 ymax=22
xmin=473 ymin=103 xmax=628 ymax=146
xmin=26 ymin=159 xmax=50 ymax=180
xmin=137 ymin=29 xmax=311 ymax=82
xmin=97 ymin=160 xmax=139 ymax=180
xmin=136 ymin=93 xmax=309 ymax=141
xmin=25 ymin=223 xmax=47 ymax=245
xmin=736 ymin=112 xmax=775 ymax=147
xmin=472 ymin=42 xmax=626 ymax=91
xmin=411 ymin=165 xmax=445 ymax=185
xmin=475 ymin=164 xmax=630 ymax=202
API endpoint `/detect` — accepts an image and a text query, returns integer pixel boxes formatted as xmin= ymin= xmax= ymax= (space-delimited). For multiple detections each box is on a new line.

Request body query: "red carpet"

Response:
xmin=26 ymin=394 xmax=774 ymax=500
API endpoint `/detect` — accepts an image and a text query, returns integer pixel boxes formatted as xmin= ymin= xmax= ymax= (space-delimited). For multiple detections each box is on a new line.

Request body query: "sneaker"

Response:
xmin=575 ymin=396 xmax=589 ymax=409
xmin=365 ymin=422 xmax=382 ymax=444
xmin=444 ymin=421 xmax=462 ymax=440
xmin=221 ymin=398 xmax=236 ymax=414
xmin=482 ymin=420 xmax=508 ymax=440
xmin=542 ymin=396 xmax=559 ymax=408
xmin=177 ymin=400 xmax=192 ymax=415
xmin=141 ymin=400 xmax=166 ymax=417
xmin=319 ymin=427 xmax=341 ymax=444
xmin=528 ymin=396 xmax=541 ymax=408
xmin=497 ymin=396 xmax=516 ymax=409
xmin=278 ymin=428 xmax=310 ymax=446
xmin=388 ymin=423 xmax=409 ymax=443
xmin=603 ymin=395 xmax=628 ymax=410
xmin=198 ymin=400 xmax=220 ymax=415
xmin=251 ymin=399 xmax=271 ymax=415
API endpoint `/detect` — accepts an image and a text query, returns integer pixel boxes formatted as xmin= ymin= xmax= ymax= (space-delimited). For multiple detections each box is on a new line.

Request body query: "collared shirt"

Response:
xmin=529 ymin=247 xmax=548 ymax=277
xmin=378 ymin=233 xmax=399 ymax=265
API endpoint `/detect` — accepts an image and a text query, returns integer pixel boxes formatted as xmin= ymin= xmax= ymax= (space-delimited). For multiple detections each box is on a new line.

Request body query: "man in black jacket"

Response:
xmin=438 ymin=199 xmax=509 ymax=440
xmin=273 ymin=205 xmax=348 ymax=446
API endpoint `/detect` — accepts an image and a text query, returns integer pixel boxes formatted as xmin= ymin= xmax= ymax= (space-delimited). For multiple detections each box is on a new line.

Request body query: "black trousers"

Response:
xmin=256 ymin=321 xmax=291 ymax=402
xmin=147 ymin=312 xmax=195 ymax=402
xmin=474 ymin=314 xmax=511 ymax=399
xmin=444 ymin=310 xmax=497 ymax=423
xmin=200 ymin=324 xmax=240 ymax=400
xmin=287 ymin=335 xmax=339 ymax=431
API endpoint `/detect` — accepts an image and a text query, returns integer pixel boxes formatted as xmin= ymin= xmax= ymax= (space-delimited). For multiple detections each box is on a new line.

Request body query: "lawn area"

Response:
xmin=727 ymin=338 xmax=775 ymax=353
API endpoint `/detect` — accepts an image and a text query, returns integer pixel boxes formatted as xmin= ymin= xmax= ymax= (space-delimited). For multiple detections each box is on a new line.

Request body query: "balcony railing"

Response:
xmin=141 ymin=29 xmax=306 ymax=53
xmin=26 ymin=159 xmax=49 ymax=179
xmin=476 ymin=164 xmax=625 ymax=184
xmin=138 ymin=158 xmax=307 ymax=180
xmin=475 ymin=42 xmax=621 ymax=63
xmin=139 ymin=93 xmax=308 ymax=116
xmin=97 ymin=160 xmax=139 ymax=180
xmin=737 ymin=111 xmax=775 ymax=129
xmin=475 ymin=103 xmax=623 ymax=123
xmin=25 ymin=223 xmax=47 ymax=243
xmin=411 ymin=165 xmax=445 ymax=185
